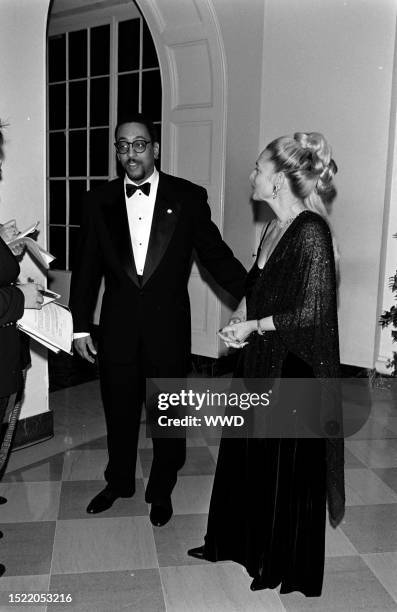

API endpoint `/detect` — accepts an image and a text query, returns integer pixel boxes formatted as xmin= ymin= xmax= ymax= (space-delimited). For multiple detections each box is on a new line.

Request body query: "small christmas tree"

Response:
xmin=380 ymin=232 xmax=397 ymax=376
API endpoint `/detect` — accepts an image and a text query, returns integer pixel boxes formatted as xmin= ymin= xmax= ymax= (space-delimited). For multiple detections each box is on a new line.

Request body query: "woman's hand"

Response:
xmin=18 ymin=282 xmax=44 ymax=309
xmin=0 ymin=220 xmax=19 ymax=243
xmin=218 ymin=320 xmax=257 ymax=349
xmin=0 ymin=221 xmax=25 ymax=256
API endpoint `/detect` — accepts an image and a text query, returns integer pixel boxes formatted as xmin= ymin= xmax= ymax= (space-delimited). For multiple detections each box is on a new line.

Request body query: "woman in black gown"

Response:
xmin=188 ymin=132 xmax=345 ymax=597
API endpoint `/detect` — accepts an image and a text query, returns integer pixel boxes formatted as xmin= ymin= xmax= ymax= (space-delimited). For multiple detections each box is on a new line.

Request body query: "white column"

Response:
xmin=0 ymin=0 xmax=50 ymax=419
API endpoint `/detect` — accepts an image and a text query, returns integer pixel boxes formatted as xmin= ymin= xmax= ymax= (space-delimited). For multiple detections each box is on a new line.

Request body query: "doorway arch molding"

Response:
xmin=136 ymin=0 xmax=229 ymax=357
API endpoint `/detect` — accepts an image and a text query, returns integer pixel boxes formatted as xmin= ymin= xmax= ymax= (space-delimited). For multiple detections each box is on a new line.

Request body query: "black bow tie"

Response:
xmin=126 ymin=182 xmax=151 ymax=197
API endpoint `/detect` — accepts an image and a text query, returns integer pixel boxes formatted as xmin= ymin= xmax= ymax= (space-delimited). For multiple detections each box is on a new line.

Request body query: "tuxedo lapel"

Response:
xmin=142 ymin=174 xmax=180 ymax=286
xmin=102 ymin=180 xmax=140 ymax=287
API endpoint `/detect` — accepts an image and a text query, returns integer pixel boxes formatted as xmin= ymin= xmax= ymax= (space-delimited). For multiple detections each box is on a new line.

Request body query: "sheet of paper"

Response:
xmin=18 ymin=302 xmax=73 ymax=354
xmin=4 ymin=221 xmax=39 ymax=244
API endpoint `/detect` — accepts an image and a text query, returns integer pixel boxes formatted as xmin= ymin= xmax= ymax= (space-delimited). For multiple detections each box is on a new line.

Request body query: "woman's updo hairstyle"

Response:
xmin=266 ymin=132 xmax=337 ymax=212
xmin=265 ymin=131 xmax=339 ymax=265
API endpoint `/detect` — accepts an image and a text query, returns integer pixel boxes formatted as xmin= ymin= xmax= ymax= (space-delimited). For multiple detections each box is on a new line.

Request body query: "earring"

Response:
xmin=272 ymin=184 xmax=280 ymax=199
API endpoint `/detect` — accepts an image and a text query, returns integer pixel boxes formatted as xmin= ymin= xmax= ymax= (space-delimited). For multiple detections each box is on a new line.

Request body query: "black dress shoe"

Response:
xmin=86 ymin=486 xmax=123 ymax=514
xmin=149 ymin=499 xmax=173 ymax=527
xmin=0 ymin=496 xmax=7 ymax=505
xmin=0 ymin=564 xmax=5 ymax=577
xmin=0 ymin=530 xmax=3 ymax=539
xmin=187 ymin=545 xmax=207 ymax=560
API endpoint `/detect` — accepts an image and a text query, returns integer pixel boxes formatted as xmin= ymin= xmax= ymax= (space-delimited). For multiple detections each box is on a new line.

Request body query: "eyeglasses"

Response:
xmin=114 ymin=139 xmax=151 ymax=155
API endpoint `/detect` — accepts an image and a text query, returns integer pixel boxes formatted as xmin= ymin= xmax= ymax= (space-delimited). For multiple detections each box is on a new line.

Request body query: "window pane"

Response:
xmin=89 ymin=179 xmax=107 ymax=191
xmin=91 ymin=24 xmax=110 ymax=76
xmin=90 ymin=129 xmax=109 ymax=176
xmin=49 ymin=132 xmax=66 ymax=177
xmin=142 ymin=70 xmax=162 ymax=121
xmin=69 ymin=130 xmax=87 ymax=176
xmin=69 ymin=80 xmax=87 ymax=128
xmin=142 ymin=21 xmax=158 ymax=69
xmin=68 ymin=226 xmax=80 ymax=271
xmin=49 ymin=180 xmax=66 ymax=225
xmin=118 ymin=18 xmax=140 ymax=72
xmin=69 ymin=180 xmax=87 ymax=226
xmin=49 ymin=226 xmax=66 ymax=270
xmin=49 ymin=84 xmax=66 ymax=130
xmin=117 ymin=73 xmax=139 ymax=120
xmin=90 ymin=77 xmax=109 ymax=126
xmin=69 ymin=29 xmax=87 ymax=79
xmin=48 ymin=34 xmax=66 ymax=83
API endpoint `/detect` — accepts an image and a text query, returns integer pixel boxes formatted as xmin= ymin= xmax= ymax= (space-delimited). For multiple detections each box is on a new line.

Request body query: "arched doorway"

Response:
xmin=47 ymin=0 xmax=229 ymax=359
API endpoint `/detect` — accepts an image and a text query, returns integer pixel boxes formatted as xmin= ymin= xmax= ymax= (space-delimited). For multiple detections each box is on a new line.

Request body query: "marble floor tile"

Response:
xmin=153 ymin=513 xmax=210 ymax=567
xmin=339 ymin=504 xmax=397 ymax=553
xmin=58 ymin=479 xmax=147 ymax=520
xmin=48 ymin=569 xmax=165 ymax=612
xmin=52 ymin=516 xmax=158 ymax=574
xmin=347 ymin=418 xmax=396 ymax=440
xmin=373 ymin=467 xmax=397 ymax=494
xmin=149 ymin=475 xmax=214 ymax=515
xmin=345 ymin=468 xmax=397 ymax=505
xmin=324 ymin=524 xmax=358 ymax=557
xmin=139 ymin=446 xmax=215 ymax=478
xmin=62 ymin=449 xmax=109 ymax=481
xmin=383 ymin=416 xmax=397 ymax=434
xmin=281 ymin=556 xmax=397 ymax=611
xmin=0 ymin=482 xmax=61 ymax=522
xmin=0 ymin=575 xmax=49 ymax=612
xmin=71 ymin=435 xmax=108 ymax=450
xmin=346 ymin=439 xmax=397 ymax=468
xmin=362 ymin=552 xmax=397 ymax=603
xmin=344 ymin=446 xmax=366 ymax=468
xmin=2 ymin=452 xmax=64 ymax=483
xmin=160 ymin=563 xmax=285 ymax=612
xmin=62 ymin=449 xmax=143 ymax=481
xmin=0 ymin=522 xmax=55 ymax=577
xmin=208 ymin=444 xmax=219 ymax=463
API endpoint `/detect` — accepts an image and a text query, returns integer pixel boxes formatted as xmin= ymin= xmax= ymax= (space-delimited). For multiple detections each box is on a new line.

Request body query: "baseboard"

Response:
xmin=12 ymin=410 xmax=54 ymax=450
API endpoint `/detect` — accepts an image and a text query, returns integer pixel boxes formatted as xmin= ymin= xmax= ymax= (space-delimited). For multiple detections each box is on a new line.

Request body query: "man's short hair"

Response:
xmin=115 ymin=113 xmax=158 ymax=143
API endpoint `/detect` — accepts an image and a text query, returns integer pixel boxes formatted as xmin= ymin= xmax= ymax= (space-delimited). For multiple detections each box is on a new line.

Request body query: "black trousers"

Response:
xmin=98 ymin=352 xmax=186 ymax=502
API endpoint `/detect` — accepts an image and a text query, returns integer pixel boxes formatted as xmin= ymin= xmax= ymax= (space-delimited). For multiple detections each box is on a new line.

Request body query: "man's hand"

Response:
xmin=18 ymin=282 xmax=44 ymax=309
xmin=74 ymin=335 xmax=97 ymax=363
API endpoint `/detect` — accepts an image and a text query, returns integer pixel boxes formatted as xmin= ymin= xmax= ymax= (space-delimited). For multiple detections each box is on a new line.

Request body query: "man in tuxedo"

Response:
xmin=70 ymin=113 xmax=246 ymax=526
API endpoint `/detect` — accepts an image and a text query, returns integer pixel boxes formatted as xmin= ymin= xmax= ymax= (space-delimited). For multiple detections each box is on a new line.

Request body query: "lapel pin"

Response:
xmin=167 ymin=209 xmax=173 ymax=214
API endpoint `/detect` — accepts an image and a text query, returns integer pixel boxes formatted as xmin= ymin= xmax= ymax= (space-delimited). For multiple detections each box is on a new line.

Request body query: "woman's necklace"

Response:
xmin=276 ymin=210 xmax=303 ymax=230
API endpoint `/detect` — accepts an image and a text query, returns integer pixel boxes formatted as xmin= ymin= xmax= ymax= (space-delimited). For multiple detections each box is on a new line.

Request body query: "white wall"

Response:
xmin=0 ymin=0 xmax=50 ymax=417
xmin=212 ymin=0 xmax=265 ymax=273
xmin=259 ymin=0 xmax=397 ymax=368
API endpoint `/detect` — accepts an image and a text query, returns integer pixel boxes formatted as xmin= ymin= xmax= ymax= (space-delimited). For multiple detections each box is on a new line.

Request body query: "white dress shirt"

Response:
xmin=125 ymin=168 xmax=159 ymax=275
xmin=73 ymin=168 xmax=159 ymax=339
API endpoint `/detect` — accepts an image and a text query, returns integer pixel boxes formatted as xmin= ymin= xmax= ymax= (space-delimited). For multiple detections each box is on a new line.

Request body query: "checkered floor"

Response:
xmin=0 ymin=380 xmax=397 ymax=611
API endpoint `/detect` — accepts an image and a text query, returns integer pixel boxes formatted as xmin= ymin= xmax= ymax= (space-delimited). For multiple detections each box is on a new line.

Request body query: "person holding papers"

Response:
xmin=70 ymin=113 xmax=246 ymax=526
xmin=0 ymin=119 xmax=44 ymax=576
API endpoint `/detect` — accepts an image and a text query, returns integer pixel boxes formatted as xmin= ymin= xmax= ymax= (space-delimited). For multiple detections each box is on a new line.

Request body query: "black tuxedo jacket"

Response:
xmin=0 ymin=237 xmax=25 ymax=397
xmin=69 ymin=171 xmax=246 ymax=372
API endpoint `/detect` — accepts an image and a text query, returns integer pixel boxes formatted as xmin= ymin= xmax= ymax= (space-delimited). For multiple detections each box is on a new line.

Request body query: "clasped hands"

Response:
xmin=218 ymin=319 xmax=257 ymax=349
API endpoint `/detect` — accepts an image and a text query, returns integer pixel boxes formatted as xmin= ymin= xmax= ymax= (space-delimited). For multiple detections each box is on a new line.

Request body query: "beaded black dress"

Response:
xmin=200 ymin=211 xmax=345 ymax=597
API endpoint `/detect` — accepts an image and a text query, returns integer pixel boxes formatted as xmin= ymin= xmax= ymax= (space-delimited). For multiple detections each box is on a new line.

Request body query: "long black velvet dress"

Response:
xmin=200 ymin=211 xmax=345 ymax=597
